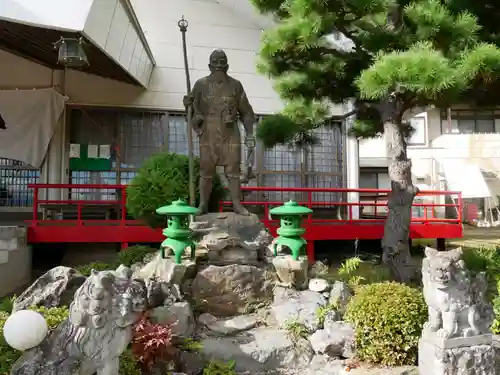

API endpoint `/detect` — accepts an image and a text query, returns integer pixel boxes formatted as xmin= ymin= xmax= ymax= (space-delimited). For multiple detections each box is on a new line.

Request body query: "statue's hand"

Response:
xmin=183 ymin=95 xmax=193 ymax=108
xmin=245 ymin=136 xmax=256 ymax=148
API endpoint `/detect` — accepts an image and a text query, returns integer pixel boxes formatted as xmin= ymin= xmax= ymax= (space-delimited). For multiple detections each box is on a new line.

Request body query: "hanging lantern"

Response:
xmin=54 ymin=37 xmax=89 ymax=68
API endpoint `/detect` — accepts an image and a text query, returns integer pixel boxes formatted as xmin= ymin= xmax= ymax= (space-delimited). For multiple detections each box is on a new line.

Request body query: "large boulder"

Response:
xmin=309 ymin=321 xmax=356 ymax=359
xmin=191 ymin=212 xmax=273 ymax=265
xmin=272 ymin=287 xmax=327 ymax=332
xmin=150 ymin=301 xmax=195 ymax=338
xmin=198 ymin=313 xmax=259 ymax=335
xmin=200 ymin=327 xmax=314 ymax=371
xmin=13 ymin=266 xmax=86 ymax=312
xmin=191 ymin=264 xmax=274 ymax=316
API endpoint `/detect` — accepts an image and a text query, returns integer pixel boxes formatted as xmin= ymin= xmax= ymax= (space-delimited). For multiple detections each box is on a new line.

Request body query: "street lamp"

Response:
xmin=178 ymin=16 xmax=196 ymax=208
xmin=54 ymin=37 xmax=89 ymax=68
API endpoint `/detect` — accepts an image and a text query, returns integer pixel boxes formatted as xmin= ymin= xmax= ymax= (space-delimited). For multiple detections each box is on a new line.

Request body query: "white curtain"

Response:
xmin=0 ymin=88 xmax=66 ymax=167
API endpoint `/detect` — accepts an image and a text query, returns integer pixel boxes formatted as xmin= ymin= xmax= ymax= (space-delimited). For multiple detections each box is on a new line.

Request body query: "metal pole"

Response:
xmin=178 ymin=16 xmax=196 ymax=207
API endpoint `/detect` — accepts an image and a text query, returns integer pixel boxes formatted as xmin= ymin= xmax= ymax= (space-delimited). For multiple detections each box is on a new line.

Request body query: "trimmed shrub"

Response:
xmin=76 ymin=261 xmax=117 ymax=276
xmin=126 ymin=152 xmax=226 ymax=228
xmin=344 ymin=282 xmax=427 ymax=366
xmin=117 ymin=245 xmax=158 ymax=267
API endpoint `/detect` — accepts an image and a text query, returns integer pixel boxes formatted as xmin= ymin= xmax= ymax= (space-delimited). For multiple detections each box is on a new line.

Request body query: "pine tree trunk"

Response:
xmin=382 ymin=119 xmax=418 ymax=283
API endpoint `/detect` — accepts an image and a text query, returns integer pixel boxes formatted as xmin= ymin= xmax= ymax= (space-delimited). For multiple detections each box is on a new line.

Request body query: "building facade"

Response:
xmin=0 ymin=0 xmax=359 ymax=214
xmin=360 ymin=108 xmax=500 ymax=223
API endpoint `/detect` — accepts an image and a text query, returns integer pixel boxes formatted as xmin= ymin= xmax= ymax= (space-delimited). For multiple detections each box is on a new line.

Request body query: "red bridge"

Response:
xmin=27 ymin=184 xmax=463 ymax=262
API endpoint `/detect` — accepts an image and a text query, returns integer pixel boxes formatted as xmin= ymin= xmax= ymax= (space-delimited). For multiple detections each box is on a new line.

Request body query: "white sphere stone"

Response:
xmin=3 ymin=310 xmax=48 ymax=351
xmin=308 ymin=278 xmax=330 ymax=292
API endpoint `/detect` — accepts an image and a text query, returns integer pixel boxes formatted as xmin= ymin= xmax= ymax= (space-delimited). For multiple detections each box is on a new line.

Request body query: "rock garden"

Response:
xmin=2 ymin=206 xmax=500 ymax=375
xmin=1 ymin=153 xmax=500 ymax=375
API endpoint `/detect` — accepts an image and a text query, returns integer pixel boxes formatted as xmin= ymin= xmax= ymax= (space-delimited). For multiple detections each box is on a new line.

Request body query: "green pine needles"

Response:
xmin=252 ymin=0 xmax=500 ymax=143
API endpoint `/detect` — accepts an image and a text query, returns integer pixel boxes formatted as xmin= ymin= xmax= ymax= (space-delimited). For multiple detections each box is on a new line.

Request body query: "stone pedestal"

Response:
xmin=191 ymin=212 xmax=273 ymax=265
xmin=272 ymin=255 xmax=308 ymax=289
xmin=135 ymin=253 xmax=196 ymax=285
xmin=418 ymin=332 xmax=496 ymax=375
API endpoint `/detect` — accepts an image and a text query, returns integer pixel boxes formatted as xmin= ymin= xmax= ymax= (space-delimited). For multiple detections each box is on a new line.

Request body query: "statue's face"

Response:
xmin=209 ymin=50 xmax=228 ymax=73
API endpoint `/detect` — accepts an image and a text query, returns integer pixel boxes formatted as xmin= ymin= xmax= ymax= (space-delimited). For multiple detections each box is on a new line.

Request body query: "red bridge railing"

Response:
xmin=26 ymin=184 xmax=463 ymax=259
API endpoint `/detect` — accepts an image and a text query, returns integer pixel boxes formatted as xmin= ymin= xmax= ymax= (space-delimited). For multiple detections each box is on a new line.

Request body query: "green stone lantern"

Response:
xmin=156 ymin=199 xmax=199 ymax=264
xmin=269 ymin=200 xmax=313 ymax=260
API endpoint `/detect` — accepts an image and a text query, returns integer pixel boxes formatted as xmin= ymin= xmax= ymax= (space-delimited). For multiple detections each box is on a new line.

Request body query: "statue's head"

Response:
xmin=209 ymin=49 xmax=229 ymax=73
xmin=424 ymin=247 xmax=466 ymax=289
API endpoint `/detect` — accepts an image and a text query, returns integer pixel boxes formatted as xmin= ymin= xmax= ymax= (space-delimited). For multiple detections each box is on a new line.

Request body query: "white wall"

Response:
xmin=83 ymin=0 xmax=154 ymax=87
xmin=359 ymin=107 xmax=500 ymax=193
xmin=128 ymin=0 xmax=282 ymax=114
xmin=0 ymin=0 xmax=93 ymax=31
xmin=0 ymin=49 xmax=53 ymax=87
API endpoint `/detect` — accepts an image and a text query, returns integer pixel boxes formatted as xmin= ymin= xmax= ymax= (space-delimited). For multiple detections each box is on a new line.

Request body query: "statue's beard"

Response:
xmin=212 ymin=70 xmax=226 ymax=83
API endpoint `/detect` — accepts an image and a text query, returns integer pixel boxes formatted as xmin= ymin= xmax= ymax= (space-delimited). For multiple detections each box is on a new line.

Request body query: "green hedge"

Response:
xmin=126 ymin=152 xmax=226 ymax=228
xmin=344 ymin=282 xmax=427 ymax=366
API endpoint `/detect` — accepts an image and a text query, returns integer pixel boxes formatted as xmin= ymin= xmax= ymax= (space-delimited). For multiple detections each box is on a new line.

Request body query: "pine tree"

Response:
xmin=252 ymin=0 xmax=500 ymax=281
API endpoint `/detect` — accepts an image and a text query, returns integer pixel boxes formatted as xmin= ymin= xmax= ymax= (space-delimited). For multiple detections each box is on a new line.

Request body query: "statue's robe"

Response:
xmin=190 ymin=74 xmax=255 ymax=178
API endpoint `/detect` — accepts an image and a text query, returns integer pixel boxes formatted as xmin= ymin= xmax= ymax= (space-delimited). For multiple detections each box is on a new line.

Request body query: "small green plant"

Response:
xmin=0 ymin=311 xmax=20 ymax=375
xmin=31 ymin=306 xmax=69 ymax=329
xmin=345 ymin=282 xmax=427 ymax=366
xmin=117 ymin=245 xmax=158 ymax=267
xmin=119 ymin=349 xmax=142 ymax=375
xmin=203 ymin=360 xmax=237 ymax=375
xmin=76 ymin=261 xmax=117 ymax=276
xmin=0 ymin=296 xmax=15 ymax=314
xmin=337 ymin=257 xmax=364 ymax=286
xmin=316 ymin=301 xmax=338 ymax=327
xmin=177 ymin=337 xmax=203 ymax=352
xmin=244 ymin=300 xmax=270 ymax=314
xmin=283 ymin=319 xmax=309 ymax=341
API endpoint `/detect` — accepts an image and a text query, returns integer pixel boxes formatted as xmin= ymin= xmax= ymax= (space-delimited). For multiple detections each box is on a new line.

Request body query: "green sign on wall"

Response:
xmin=69 ymin=144 xmax=112 ymax=172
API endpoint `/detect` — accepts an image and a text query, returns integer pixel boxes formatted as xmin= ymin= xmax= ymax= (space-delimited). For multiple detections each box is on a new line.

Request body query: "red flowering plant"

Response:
xmin=131 ymin=314 xmax=178 ymax=371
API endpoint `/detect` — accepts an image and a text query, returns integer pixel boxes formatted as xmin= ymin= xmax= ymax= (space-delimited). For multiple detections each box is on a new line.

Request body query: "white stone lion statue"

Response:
xmin=10 ymin=265 xmax=148 ymax=375
xmin=422 ymin=247 xmax=493 ymax=339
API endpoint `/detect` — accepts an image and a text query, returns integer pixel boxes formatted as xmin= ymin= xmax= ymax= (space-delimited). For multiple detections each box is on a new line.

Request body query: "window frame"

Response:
xmin=440 ymin=109 xmax=497 ymax=134
xmin=407 ymin=116 xmax=427 ymax=146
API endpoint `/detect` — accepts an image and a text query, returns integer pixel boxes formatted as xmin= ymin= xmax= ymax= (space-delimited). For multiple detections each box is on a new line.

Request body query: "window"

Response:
xmin=359 ymin=169 xmax=390 ymax=194
xmin=407 ymin=116 xmax=426 ymax=145
xmin=440 ymin=109 xmax=496 ymax=134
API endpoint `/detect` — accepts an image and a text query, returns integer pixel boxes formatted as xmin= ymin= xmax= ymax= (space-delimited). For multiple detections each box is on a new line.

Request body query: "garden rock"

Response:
xmin=272 ymin=255 xmax=309 ymax=289
xmin=191 ymin=264 xmax=274 ymax=316
xmin=272 ymin=287 xmax=326 ymax=331
xmin=177 ymin=350 xmax=206 ymax=375
xmin=144 ymin=279 xmax=183 ymax=308
xmin=308 ymin=278 xmax=329 ymax=292
xmin=13 ymin=266 xmax=86 ymax=312
xmin=198 ymin=313 xmax=259 ymax=335
xmin=309 ymin=261 xmax=329 ymax=278
xmin=11 ymin=266 xmax=147 ymax=375
xmin=200 ymin=327 xmax=314 ymax=371
xmin=308 ymin=321 xmax=355 ymax=358
xmin=192 ymin=212 xmax=273 ymax=265
xmin=304 ymin=355 xmax=345 ymax=375
xmin=329 ymin=281 xmax=352 ymax=316
xmin=135 ymin=253 xmax=196 ymax=285
xmin=150 ymin=301 xmax=195 ymax=337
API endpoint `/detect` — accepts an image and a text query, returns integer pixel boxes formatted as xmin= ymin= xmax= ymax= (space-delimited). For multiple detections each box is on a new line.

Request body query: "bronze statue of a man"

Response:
xmin=184 ymin=49 xmax=256 ymax=216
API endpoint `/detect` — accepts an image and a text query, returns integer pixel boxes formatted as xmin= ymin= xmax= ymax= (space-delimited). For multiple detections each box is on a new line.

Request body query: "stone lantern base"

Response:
xmin=418 ymin=332 xmax=496 ymax=375
xmin=190 ymin=212 xmax=273 ymax=266
xmin=135 ymin=253 xmax=197 ymax=285
xmin=272 ymin=255 xmax=308 ymax=290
